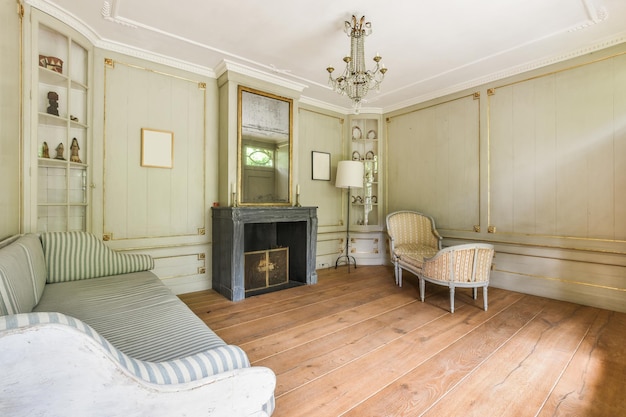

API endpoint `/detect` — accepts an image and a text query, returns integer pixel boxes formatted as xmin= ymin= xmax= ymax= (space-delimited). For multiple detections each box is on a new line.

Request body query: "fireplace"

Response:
xmin=211 ymin=206 xmax=318 ymax=301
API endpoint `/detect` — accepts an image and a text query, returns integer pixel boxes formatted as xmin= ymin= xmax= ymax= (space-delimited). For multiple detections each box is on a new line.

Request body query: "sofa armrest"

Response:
xmin=0 ymin=312 xmax=276 ymax=416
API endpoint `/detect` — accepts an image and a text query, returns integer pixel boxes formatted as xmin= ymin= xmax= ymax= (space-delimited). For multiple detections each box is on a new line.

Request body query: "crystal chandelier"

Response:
xmin=326 ymin=15 xmax=388 ymax=113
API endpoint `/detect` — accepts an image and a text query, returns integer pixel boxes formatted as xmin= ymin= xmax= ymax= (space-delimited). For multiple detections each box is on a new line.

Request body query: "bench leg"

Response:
xmin=419 ymin=278 xmax=425 ymax=302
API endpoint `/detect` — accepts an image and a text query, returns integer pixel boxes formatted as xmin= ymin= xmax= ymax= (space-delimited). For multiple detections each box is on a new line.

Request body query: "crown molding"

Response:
xmin=384 ymin=31 xmax=626 ymax=114
xmin=216 ymin=60 xmax=308 ymax=94
xmin=26 ymin=0 xmax=215 ymax=78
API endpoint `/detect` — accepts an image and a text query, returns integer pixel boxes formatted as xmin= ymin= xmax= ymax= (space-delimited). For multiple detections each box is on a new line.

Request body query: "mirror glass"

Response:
xmin=238 ymin=86 xmax=293 ymax=205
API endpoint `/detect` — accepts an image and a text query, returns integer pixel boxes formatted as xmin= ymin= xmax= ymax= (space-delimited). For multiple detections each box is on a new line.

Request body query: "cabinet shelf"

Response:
xmin=352 ymin=138 xmax=378 ymax=143
xmin=38 ymin=112 xmax=88 ymax=128
xmin=38 ymin=158 xmax=88 ymax=168
xmin=38 ymin=202 xmax=88 ymax=207
xmin=38 ymin=66 xmax=68 ymax=86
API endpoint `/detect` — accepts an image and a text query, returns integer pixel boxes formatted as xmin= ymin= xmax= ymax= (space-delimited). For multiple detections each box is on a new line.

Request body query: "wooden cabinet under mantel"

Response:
xmin=211 ymin=206 xmax=318 ymax=301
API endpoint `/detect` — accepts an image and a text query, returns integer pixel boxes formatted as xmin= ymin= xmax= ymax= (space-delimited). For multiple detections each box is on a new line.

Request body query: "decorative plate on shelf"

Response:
xmin=367 ymin=129 xmax=377 ymax=140
xmin=365 ymin=150 xmax=375 ymax=160
xmin=352 ymin=126 xmax=362 ymax=140
xmin=352 ymin=150 xmax=361 ymax=161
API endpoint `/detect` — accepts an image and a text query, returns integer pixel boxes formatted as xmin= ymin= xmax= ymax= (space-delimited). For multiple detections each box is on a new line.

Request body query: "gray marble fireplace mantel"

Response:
xmin=211 ymin=206 xmax=318 ymax=301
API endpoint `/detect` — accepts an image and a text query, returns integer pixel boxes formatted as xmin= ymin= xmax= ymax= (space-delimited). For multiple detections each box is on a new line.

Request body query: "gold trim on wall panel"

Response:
xmin=495 ymin=268 xmax=626 ymax=293
xmin=386 ymin=92 xmax=480 ymax=120
xmin=447 ymin=234 xmax=626 ymax=256
xmin=298 ymin=107 xmax=345 ymax=123
xmin=491 ymin=50 xmax=626 ymax=93
xmin=103 ymin=59 xmax=207 ymax=241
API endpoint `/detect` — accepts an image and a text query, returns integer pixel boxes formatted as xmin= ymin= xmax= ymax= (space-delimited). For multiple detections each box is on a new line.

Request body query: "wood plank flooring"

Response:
xmin=179 ymin=265 xmax=626 ymax=417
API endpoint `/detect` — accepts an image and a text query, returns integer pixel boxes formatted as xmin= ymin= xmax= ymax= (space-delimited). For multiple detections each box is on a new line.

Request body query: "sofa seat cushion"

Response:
xmin=393 ymin=243 xmax=439 ymax=269
xmin=33 ymin=271 xmax=226 ymax=362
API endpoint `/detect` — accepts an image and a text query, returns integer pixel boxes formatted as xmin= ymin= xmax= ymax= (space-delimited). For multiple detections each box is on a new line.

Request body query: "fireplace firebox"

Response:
xmin=211 ymin=206 xmax=318 ymax=301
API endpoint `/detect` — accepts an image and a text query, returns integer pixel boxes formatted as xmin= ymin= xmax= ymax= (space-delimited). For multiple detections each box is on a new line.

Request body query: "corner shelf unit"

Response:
xmin=348 ymin=114 xmax=383 ymax=231
xmin=31 ymin=10 xmax=92 ymax=232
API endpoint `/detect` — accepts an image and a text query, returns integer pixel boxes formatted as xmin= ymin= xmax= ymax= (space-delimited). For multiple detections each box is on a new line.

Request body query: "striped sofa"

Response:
xmin=0 ymin=232 xmax=275 ymax=417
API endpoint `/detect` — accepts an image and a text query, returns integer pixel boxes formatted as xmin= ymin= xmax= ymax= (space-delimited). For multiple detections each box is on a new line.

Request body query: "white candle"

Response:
xmin=296 ymin=184 xmax=300 ymax=194
xmin=231 ymin=183 xmax=235 ymax=193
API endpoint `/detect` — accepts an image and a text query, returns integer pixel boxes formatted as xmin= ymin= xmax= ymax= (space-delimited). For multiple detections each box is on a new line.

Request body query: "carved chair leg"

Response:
xmin=449 ymin=286 xmax=455 ymax=313
xmin=419 ymin=278 xmax=425 ymax=302
xmin=394 ymin=261 xmax=399 ymax=285
xmin=473 ymin=287 xmax=477 ymax=300
xmin=483 ymin=286 xmax=488 ymax=311
xmin=398 ymin=266 xmax=403 ymax=287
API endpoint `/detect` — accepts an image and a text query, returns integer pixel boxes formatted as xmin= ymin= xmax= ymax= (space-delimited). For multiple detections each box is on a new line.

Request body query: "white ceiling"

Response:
xmin=29 ymin=0 xmax=626 ymax=113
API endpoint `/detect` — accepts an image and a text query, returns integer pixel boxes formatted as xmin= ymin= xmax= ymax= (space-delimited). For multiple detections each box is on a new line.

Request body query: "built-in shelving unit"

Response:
xmin=33 ymin=12 xmax=92 ymax=232
xmin=348 ymin=115 xmax=382 ymax=229
xmin=347 ymin=114 xmax=384 ymax=264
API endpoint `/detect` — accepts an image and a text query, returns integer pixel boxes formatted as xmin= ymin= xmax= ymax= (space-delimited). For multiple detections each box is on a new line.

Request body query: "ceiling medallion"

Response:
xmin=326 ymin=15 xmax=388 ymax=113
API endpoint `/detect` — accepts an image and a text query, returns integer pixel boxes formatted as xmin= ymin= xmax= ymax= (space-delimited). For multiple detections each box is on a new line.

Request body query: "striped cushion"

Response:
xmin=0 ymin=312 xmax=249 ymax=384
xmin=34 ymin=271 xmax=225 ymax=362
xmin=0 ymin=235 xmax=47 ymax=315
xmin=41 ymin=232 xmax=154 ymax=283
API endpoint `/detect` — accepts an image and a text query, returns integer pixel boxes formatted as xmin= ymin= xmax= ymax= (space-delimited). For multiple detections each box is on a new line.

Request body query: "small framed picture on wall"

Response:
xmin=312 ymin=151 xmax=331 ymax=181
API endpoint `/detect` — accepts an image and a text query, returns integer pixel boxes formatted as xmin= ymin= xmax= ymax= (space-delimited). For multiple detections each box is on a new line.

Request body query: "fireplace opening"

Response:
xmin=244 ymin=221 xmax=307 ymax=296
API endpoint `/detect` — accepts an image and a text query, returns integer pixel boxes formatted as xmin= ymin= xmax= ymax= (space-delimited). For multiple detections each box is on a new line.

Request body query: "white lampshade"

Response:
xmin=335 ymin=160 xmax=364 ymax=189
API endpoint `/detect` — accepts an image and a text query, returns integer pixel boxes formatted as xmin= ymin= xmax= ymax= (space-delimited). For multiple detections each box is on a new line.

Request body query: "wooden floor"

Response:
xmin=180 ymin=265 xmax=626 ymax=417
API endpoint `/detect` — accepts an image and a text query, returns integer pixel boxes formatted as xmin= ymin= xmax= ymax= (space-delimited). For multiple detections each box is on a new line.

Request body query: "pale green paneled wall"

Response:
xmin=386 ymin=95 xmax=480 ymax=233
xmin=490 ymin=54 xmax=626 ymax=241
xmin=91 ymin=49 xmax=218 ymax=294
xmin=0 ymin=0 xmax=21 ymax=239
xmin=385 ymin=45 xmax=626 ymax=312
xmin=101 ymin=60 xmax=206 ymax=239
xmin=297 ymin=106 xmax=346 ymax=267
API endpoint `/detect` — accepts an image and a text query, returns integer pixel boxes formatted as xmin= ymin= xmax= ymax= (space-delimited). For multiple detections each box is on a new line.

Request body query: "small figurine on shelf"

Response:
xmin=70 ymin=138 xmax=81 ymax=163
xmin=54 ymin=142 xmax=66 ymax=160
xmin=46 ymin=91 xmax=59 ymax=116
xmin=41 ymin=142 xmax=50 ymax=158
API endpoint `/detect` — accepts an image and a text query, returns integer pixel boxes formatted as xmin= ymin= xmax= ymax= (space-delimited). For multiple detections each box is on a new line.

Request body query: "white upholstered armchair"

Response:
xmin=386 ymin=211 xmax=442 ymax=286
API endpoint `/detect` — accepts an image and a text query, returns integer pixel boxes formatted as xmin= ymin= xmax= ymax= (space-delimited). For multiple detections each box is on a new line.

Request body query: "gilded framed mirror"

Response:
xmin=237 ymin=86 xmax=293 ymax=205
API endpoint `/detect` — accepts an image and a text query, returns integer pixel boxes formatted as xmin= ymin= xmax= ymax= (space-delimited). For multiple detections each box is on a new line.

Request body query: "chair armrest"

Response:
xmin=1 ymin=313 xmax=276 ymax=416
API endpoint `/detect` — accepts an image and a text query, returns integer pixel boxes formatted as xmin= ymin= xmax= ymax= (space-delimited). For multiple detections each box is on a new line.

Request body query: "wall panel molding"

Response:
xmin=102 ymin=59 xmax=207 ymax=241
